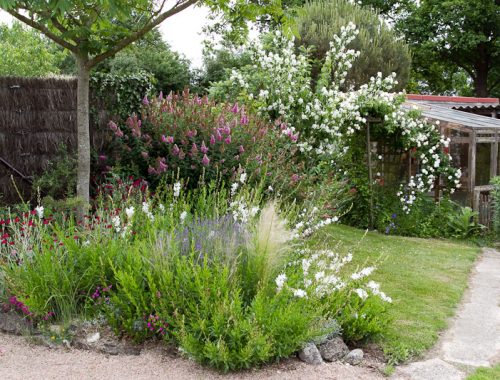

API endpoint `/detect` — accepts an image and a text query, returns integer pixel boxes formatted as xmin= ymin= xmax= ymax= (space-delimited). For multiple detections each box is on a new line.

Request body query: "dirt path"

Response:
xmin=0 ymin=332 xmax=384 ymax=380
xmin=393 ymin=248 xmax=500 ymax=380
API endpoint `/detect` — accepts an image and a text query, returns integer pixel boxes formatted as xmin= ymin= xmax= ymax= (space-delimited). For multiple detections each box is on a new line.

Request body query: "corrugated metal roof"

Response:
xmin=404 ymin=102 xmax=500 ymax=130
xmin=406 ymin=94 xmax=500 ymax=111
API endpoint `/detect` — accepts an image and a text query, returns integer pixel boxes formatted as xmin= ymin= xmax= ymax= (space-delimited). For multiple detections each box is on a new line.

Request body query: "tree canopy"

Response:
xmin=398 ymin=0 xmax=500 ymax=97
xmin=296 ymin=0 xmax=411 ymax=90
xmin=0 ymin=21 xmax=66 ymax=76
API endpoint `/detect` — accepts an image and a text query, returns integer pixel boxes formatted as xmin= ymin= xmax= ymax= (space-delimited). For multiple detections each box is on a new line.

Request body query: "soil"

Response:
xmin=0 ymin=332 xmax=385 ymax=380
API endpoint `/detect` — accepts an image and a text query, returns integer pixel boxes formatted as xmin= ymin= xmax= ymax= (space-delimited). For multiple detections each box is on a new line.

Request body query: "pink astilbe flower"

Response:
xmin=210 ymin=135 xmax=216 ymax=145
xmin=202 ymin=154 xmax=210 ymax=166
xmin=143 ymin=95 xmax=149 ymax=105
xmin=224 ymin=135 xmax=232 ymax=144
xmin=172 ymin=144 xmax=180 ymax=156
xmin=200 ymin=141 xmax=209 ymax=154
xmin=230 ymin=103 xmax=239 ymax=113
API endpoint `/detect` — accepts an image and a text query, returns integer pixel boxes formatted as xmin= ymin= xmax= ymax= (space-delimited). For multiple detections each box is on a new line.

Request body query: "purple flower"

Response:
xmin=158 ymin=158 xmax=168 ymax=173
xmin=239 ymin=145 xmax=245 ymax=153
xmin=202 ymin=154 xmax=210 ymax=166
xmin=230 ymin=103 xmax=239 ymax=113
xmin=240 ymin=115 xmax=249 ymax=125
xmin=179 ymin=149 xmax=186 ymax=160
xmin=98 ymin=154 xmax=107 ymax=161
xmin=166 ymin=136 xmax=174 ymax=144
xmin=200 ymin=141 xmax=209 ymax=154
xmin=224 ymin=135 xmax=232 ymax=144
xmin=158 ymin=91 xmax=164 ymax=101
xmin=172 ymin=144 xmax=180 ymax=156
xmin=291 ymin=174 xmax=300 ymax=183
xmin=108 ymin=120 xmax=118 ymax=132
xmin=143 ymin=95 xmax=149 ymax=105
xmin=210 ymin=135 xmax=216 ymax=145
xmin=191 ymin=143 xmax=199 ymax=155
xmin=161 ymin=135 xmax=167 ymax=143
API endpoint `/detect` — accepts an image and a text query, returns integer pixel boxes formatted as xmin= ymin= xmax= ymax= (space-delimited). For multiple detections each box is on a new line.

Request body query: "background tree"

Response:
xmin=295 ymin=0 xmax=411 ymax=90
xmin=398 ymin=0 xmax=499 ymax=97
xmin=96 ymin=29 xmax=192 ymax=94
xmin=0 ymin=0 xmax=285 ymax=211
xmin=0 ymin=21 xmax=67 ymax=76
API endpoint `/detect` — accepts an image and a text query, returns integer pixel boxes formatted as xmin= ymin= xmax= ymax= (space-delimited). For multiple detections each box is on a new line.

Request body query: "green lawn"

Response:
xmin=467 ymin=365 xmax=500 ymax=380
xmin=312 ymin=224 xmax=481 ymax=364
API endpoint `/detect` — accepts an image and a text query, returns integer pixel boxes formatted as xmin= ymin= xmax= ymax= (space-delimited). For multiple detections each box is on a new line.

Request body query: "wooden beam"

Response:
xmin=366 ymin=122 xmax=374 ymax=230
xmin=469 ymin=130 xmax=477 ymax=207
xmin=492 ymin=132 xmax=499 ymax=179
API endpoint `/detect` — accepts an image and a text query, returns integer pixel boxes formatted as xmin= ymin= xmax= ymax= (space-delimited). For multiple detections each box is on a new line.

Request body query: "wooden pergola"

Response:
xmin=406 ymin=100 xmax=500 ymax=224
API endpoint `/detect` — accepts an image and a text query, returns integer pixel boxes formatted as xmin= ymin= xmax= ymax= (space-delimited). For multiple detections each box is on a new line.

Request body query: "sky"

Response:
xmin=0 ymin=6 xmax=209 ymax=68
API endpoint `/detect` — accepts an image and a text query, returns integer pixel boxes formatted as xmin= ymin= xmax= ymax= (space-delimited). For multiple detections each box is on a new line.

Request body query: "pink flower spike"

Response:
xmin=158 ymin=91 xmax=164 ymax=101
xmin=172 ymin=144 xmax=180 ymax=156
xmin=239 ymin=145 xmax=245 ymax=153
xmin=210 ymin=135 xmax=216 ymax=145
xmin=108 ymin=120 xmax=118 ymax=132
xmin=200 ymin=141 xmax=209 ymax=154
xmin=231 ymin=103 xmax=239 ymax=113
xmin=161 ymin=135 xmax=167 ymax=143
xmin=166 ymin=136 xmax=174 ymax=144
xmin=143 ymin=95 xmax=149 ymax=105
xmin=240 ymin=115 xmax=249 ymax=125
xmin=178 ymin=149 xmax=185 ymax=160
xmin=202 ymin=154 xmax=210 ymax=166
xmin=191 ymin=143 xmax=198 ymax=155
xmin=224 ymin=135 xmax=232 ymax=144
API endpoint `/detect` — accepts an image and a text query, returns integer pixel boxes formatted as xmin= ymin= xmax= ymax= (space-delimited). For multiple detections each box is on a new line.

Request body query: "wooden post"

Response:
xmin=491 ymin=132 xmax=498 ymax=179
xmin=366 ymin=122 xmax=374 ymax=230
xmin=469 ymin=131 xmax=477 ymax=208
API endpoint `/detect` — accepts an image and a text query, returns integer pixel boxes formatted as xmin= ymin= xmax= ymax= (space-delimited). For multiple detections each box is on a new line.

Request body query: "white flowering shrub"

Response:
xmin=275 ymin=245 xmax=391 ymax=342
xmin=211 ymin=24 xmax=461 ymax=215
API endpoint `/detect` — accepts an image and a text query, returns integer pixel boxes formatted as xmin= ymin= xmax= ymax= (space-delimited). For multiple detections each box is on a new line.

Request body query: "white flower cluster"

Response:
xmin=292 ymin=207 xmax=339 ymax=238
xmin=275 ymin=248 xmax=391 ymax=303
xmin=142 ymin=201 xmax=155 ymax=221
xmin=222 ymin=25 xmax=462 ymax=212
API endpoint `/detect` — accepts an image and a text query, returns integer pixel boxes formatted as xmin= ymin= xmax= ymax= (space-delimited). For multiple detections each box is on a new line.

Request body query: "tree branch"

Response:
xmin=7 ymin=9 xmax=79 ymax=53
xmin=86 ymin=0 xmax=199 ymax=68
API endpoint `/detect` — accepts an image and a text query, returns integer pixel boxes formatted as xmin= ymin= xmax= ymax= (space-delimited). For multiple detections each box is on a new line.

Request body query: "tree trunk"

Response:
xmin=473 ymin=44 xmax=490 ymax=97
xmin=75 ymin=54 xmax=91 ymax=215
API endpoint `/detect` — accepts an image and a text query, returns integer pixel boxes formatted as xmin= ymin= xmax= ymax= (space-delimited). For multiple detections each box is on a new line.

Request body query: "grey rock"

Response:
xmin=101 ymin=343 xmax=120 ymax=356
xmin=86 ymin=332 xmax=100 ymax=344
xmin=318 ymin=336 xmax=349 ymax=362
xmin=73 ymin=338 xmax=91 ymax=350
xmin=344 ymin=349 xmax=363 ymax=365
xmin=0 ymin=311 xmax=32 ymax=335
xmin=298 ymin=342 xmax=324 ymax=365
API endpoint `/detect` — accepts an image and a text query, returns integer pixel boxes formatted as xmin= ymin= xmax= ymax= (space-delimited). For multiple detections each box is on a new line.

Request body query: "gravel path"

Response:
xmin=393 ymin=248 xmax=500 ymax=380
xmin=0 ymin=333 xmax=383 ymax=380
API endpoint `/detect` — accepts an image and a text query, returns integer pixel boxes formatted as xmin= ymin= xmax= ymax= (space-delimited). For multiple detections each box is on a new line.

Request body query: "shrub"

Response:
xmin=109 ymin=90 xmax=284 ymax=188
xmin=296 ymin=0 xmax=411 ymax=89
xmin=491 ymin=176 xmax=500 ymax=238
xmin=33 ymin=144 xmax=77 ymax=199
